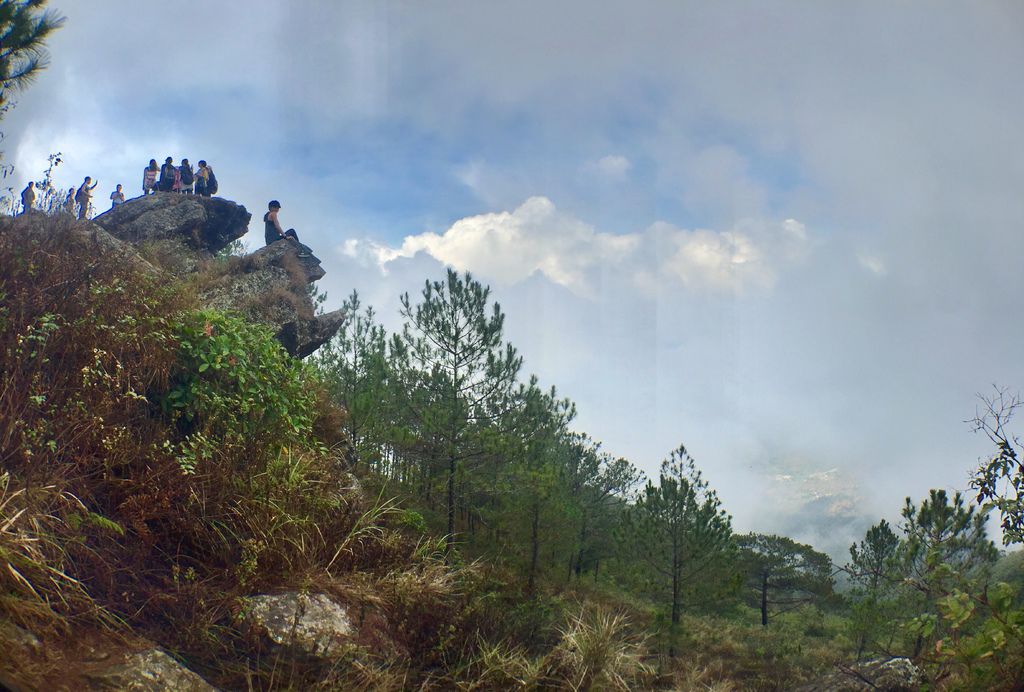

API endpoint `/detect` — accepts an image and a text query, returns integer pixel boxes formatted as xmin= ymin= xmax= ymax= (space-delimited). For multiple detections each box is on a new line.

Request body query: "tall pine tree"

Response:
xmin=399 ymin=269 xmax=522 ymax=557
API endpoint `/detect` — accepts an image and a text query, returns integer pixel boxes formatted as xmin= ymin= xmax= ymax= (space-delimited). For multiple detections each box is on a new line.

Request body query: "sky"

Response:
xmin=4 ymin=1 xmax=1023 ymax=560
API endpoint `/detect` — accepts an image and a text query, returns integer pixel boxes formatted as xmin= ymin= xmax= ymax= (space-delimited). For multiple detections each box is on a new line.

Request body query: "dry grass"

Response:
xmin=540 ymin=607 xmax=654 ymax=691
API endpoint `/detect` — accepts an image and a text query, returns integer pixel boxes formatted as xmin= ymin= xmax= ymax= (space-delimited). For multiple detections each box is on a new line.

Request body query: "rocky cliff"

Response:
xmin=92 ymin=193 xmax=345 ymax=357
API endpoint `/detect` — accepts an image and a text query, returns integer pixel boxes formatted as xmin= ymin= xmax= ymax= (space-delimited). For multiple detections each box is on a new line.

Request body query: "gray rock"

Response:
xmin=247 ymin=240 xmax=327 ymax=283
xmin=282 ymin=308 xmax=349 ymax=359
xmin=200 ymin=240 xmax=346 ymax=358
xmin=794 ymin=657 xmax=923 ymax=691
xmin=91 ymin=194 xmax=346 ymax=358
xmin=72 ymin=223 xmax=161 ymax=277
xmin=93 ymin=193 xmax=250 ymax=256
xmin=0 ymin=623 xmax=41 ymax=652
xmin=245 ymin=592 xmax=353 ymax=659
xmin=86 ymin=647 xmax=218 ymax=691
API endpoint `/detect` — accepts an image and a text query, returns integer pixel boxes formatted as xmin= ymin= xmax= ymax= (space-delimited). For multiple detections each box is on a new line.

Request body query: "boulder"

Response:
xmin=244 ymin=592 xmax=354 ymax=659
xmin=794 ymin=657 xmax=923 ymax=692
xmin=280 ymin=307 xmax=349 ymax=358
xmin=93 ymin=193 xmax=250 ymax=256
xmin=90 ymin=194 xmax=345 ymax=358
xmin=85 ymin=647 xmax=219 ymax=691
xmin=247 ymin=239 xmax=327 ymax=282
xmin=200 ymin=239 xmax=346 ymax=358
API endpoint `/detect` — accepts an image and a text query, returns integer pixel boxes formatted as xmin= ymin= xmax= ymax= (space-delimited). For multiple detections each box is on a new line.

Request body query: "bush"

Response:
xmin=162 ymin=309 xmax=323 ymax=474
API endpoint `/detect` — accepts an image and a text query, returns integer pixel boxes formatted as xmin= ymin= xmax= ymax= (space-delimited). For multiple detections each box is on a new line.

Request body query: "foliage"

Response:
xmin=929 ymin=582 xmax=1024 ymax=690
xmin=162 ymin=309 xmax=322 ymax=473
xmin=735 ymin=533 xmax=834 ymax=628
xmin=844 ymin=519 xmax=905 ymax=658
xmin=0 ymin=0 xmax=65 ymax=108
xmin=971 ymin=386 xmax=1024 ymax=545
xmin=398 ymin=268 xmax=523 ymax=556
xmin=620 ymin=445 xmax=735 ymax=655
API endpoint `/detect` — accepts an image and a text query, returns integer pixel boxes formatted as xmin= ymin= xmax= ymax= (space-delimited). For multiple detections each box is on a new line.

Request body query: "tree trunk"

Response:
xmin=574 ymin=518 xmax=588 ymax=578
xmin=761 ymin=571 xmax=769 ymax=627
xmin=669 ymin=546 xmax=680 ymax=658
xmin=445 ymin=453 xmax=456 ymax=559
xmin=528 ymin=501 xmax=540 ymax=593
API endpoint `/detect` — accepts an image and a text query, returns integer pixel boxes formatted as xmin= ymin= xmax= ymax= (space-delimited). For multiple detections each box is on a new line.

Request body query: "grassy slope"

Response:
xmin=0 ymin=214 xmax=858 ymax=690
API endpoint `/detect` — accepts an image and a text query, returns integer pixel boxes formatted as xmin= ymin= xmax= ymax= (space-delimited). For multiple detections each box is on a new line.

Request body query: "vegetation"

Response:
xmin=2 ymin=10 xmax=1022 ymax=689
xmin=3 ymin=208 xmax=1024 ymax=690
xmin=0 ymin=0 xmax=65 ymax=108
xmin=971 ymin=387 xmax=1024 ymax=544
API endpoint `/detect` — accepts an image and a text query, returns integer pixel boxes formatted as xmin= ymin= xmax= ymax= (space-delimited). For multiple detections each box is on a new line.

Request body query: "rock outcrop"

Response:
xmin=91 ymin=193 xmax=345 ymax=357
xmin=85 ymin=647 xmax=219 ymax=691
xmin=200 ymin=238 xmax=347 ymax=358
xmin=243 ymin=592 xmax=355 ymax=659
xmin=93 ymin=193 xmax=250 ymax=255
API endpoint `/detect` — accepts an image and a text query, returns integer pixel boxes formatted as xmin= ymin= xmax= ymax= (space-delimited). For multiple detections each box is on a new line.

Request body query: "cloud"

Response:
xmin=348 ymin=197 xmax=812 ymax=297
xmin=584 ymin=154 xmax=632 ymax=182
xmin=857 ymin=252 xmax=887 ymax=276
xmin=753 ymin=457 xmax=875 ymax=562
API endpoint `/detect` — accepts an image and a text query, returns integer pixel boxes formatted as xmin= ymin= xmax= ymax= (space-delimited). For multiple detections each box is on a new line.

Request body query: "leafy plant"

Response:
xmin=163 ymin=310 xmax=323 ymax=473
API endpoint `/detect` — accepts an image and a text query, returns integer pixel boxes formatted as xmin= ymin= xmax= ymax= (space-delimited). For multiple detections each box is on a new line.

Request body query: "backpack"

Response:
xmin=207 ymin=170 xmax=218 ymax=195
xmin=75 ymin=185 xmax=87 ymax=203
xmin=180 ymin=165 xmax=194 ymax=185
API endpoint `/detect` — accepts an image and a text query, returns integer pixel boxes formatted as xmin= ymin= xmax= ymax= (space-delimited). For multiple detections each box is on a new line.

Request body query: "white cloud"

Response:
xmin=358 ymin=197 xmax=812 ymax=297
xmin=584 ymin=154 xmax=632 ymax=182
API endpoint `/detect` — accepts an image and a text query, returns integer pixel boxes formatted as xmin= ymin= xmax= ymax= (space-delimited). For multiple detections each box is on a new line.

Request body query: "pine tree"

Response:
xmin=564 ymin=434 xmax=642 ymax=580
xmin=503 ymin=380 xmax=575 ymax=592
xmin=621 ymin=445 xmax=733 ymax=655
xmin=900 ymin=488 xmax=999 ymax=656
xmin=845 ymin=519 xmax=904 ymax=658
xmin=0 ymin=1 xmax=66 ymax=108
xmin=313 ymin=290 xmax=394 ymax=470
xmin=735 ymin=533 xmax=833 ymax=628
xmin=398 ymin=269 xmax=522 ymax=557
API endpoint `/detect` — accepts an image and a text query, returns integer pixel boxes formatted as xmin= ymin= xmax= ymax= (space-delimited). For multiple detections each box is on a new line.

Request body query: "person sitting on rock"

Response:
xmin=264 ymin=200 xmax=303 ymax=247
xmin=264 ymin=201 xmax=313 ymax=257
xmin=142 ymin=159 xmax=159 ymax=195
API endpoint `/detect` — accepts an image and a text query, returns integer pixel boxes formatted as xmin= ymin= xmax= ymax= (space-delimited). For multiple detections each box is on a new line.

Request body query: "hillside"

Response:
xmin=0 ymin=202 xmax=1020 ymax=691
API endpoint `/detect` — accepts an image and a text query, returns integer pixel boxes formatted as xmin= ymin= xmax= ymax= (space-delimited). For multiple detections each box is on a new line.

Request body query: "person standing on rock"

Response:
xmin=178 ymin=159 xmax=194 ymax=194
xmin=63 ymin=187 xmax=76 ymax=215
xmin=20 ymin=181 xmax=35 ymax=214
xmin=158 ymin=157 xmax=176 ymax=192
xmin=75 ymin=177 xmax=98 ymax=220
xmin=194 ymin=160 xmax=210 ymax=196
xmin=110 ymin=184 xmax=125 ymax=208
xmin=142 ymin=159 xmax=159 ymax=195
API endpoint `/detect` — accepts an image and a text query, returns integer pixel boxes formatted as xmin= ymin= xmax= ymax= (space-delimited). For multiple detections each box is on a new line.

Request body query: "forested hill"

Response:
xmin=1 ymin=205 xmax=1022 ymax=691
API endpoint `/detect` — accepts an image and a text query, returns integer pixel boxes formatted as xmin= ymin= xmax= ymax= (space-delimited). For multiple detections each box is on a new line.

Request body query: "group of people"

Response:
xmin=20 ymin=177 xmax=106 ymax=220
xmin=142 ymin=157 xmax=217 ymax=197
xmin=21 ymin=177 xmax=308 ymax=256
xmin=17 ymin=156 xmax=221 ymax=219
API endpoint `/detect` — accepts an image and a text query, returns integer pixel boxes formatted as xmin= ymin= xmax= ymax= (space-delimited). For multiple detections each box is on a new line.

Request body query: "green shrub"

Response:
xmin=163 ymin=309 xmax=323 ymax=473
